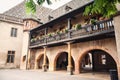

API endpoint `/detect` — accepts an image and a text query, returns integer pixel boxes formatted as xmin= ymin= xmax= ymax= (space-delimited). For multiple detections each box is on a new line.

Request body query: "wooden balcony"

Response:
xmin=30 ymin=19 xmax=114 ymax=48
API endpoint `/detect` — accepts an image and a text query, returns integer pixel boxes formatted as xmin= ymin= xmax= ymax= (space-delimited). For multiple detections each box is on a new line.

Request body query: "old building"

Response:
xmin=0 ymin=0 xmax=120 ymax=79
xmin=0 ymin=1 xmax=52 ymax=69
xmin=19 ymin=0 xmax=120 ymax=79
xmin=0 ymin=14 xmax=23 ymax=68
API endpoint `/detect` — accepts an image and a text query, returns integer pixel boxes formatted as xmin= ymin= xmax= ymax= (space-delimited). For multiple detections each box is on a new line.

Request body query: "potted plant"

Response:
xmin=31 ymin=38 xmax=35 ymax=42
xmin=48 ymin=33 xmax=52 ymax=37
xmin=90 ymin=18 xmax=97 ymax=25
xmin=56 ymin=31 xmax=60 ymax=35
xmin=75 ymin=24 xmax=82 ymax=30
xmin=64 ymin=28 xmax=68 ymax=33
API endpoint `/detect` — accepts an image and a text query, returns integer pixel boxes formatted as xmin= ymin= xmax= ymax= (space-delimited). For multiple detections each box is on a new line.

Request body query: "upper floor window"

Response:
xmin=48 ymin=15 xmax=54 ymax=21
xmin=11 ymin=28 xmax=17 ymax=37
xmin=65 ymin=5 xmax=72 ymax=12
xmin=7 ymin=51 xmax=15 ymax=63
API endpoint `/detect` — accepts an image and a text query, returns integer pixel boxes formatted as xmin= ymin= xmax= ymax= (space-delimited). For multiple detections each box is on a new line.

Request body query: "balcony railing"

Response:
xmin=30 ymin=19 xmax=114 ymax=47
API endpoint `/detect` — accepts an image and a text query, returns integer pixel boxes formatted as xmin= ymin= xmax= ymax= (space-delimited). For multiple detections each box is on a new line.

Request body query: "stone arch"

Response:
xmin=76 ymin=46 xmax=118 ymax=74
xmin=78 ymin=47 xmax=118 ymax=66
xmin=36 ymin=53 xmax=49 ymax=69
xmin=54 ymin=51 xmax=75 ymax=71
xmin=36 ymin=53 xmax=44 ymax=61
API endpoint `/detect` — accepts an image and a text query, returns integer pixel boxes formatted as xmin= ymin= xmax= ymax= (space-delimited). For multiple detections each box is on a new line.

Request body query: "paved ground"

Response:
xmin=0 ymin=69 xmax=110 ymax=80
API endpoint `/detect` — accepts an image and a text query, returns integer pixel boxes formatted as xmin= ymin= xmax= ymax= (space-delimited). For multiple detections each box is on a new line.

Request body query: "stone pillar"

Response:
xmin=27 ymin=49 xmax=31 ymax=69
xmin=118 ymin=65 xmax=120 ymax=80
xmin=49 ymin=63 xmax=56 ymax=71
xmin=67 ymin=42 xmax=73 ymax=75
xmin=42 ymin=46 xmax=47 ymax=72
xmin=113 ymin=7 xmax=120 ymax=79
xmin=34 ymin=59 xmax=38 ymax=69
xmin=74 ymin=62 xmax=80 ymax=74
xmin=113 ymin=4 xmax=120 ymax=80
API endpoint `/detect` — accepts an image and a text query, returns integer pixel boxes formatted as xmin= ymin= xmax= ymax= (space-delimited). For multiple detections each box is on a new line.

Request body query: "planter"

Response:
xmin=75 ymin=24 xmax=82 ymax=30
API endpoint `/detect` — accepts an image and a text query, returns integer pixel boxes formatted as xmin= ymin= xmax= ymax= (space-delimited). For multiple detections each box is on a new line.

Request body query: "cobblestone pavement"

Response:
xmin=0 ymin=69 xmax=110 ymax=80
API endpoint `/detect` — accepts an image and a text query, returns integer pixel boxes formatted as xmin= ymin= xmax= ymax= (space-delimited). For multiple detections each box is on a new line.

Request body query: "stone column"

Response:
xmin=113 ymin=15 xmax=120 ymax=80
xmin=49 ymin=63 xmax=56 ymax=71
xmin=74 ymin=62 xmax=80 ymax=74
xmin=42 ymin=46 xmax=47 ymax=72
xmin=34 ymin=59 xmax=38 ymax=69
xmin=27 ymin=49 xmax=31 ymax=69
xmin=114 ymin=4 xmax=120 ymax=80
xmin=67 ymin=42 xmax=73 ymax=75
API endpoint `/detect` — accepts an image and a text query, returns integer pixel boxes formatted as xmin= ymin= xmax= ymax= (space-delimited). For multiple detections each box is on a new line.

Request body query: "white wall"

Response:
xmin=0 ymin=21 xmax=23 ymax=68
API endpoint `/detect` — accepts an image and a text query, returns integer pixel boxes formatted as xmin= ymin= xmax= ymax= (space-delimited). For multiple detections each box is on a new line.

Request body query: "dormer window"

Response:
xmin=65 ymin=5 xmax=72 ymax=12
xmin=48 ymin=15 xmax=54 ymax=21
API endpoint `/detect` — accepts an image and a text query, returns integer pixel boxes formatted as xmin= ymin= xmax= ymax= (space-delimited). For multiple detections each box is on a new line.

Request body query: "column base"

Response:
xmin=27 ymin=63 xmax=30 ymax=70
xmin=34 ymin=66 xmax=38 ymax=70
xmin=67 ymin=65 xmax=73 ymax=75
xmin=42 ymin=64 xmax=47 ymax=72
xmin=49 ymin=64 xmax=56 ymax=71
xmin=118 ymin=66 xmax=120 ymax=80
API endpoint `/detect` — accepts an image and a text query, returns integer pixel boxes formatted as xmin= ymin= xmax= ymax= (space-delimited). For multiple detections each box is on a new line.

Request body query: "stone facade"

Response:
xmin=20 ymin=19 xmax=40 ymax=69
xmin=31 ymin=38 xmax=118 ymax=72
xmin=0 ymin=20 xmax=23 ymax=68
xmin=25 ymin=3 xmax=120 ymax=80
xmin=0 ymin=0 xmax=120 ymax=80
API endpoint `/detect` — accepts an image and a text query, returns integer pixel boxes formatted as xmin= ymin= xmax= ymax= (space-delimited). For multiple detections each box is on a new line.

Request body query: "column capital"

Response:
xmin=43 ymin=46 xmax=47 ymax=49
xmin=68 ymin=17 xmax=71 ymax=20
xmin=66 ymin=41 xmax=74 ymax=45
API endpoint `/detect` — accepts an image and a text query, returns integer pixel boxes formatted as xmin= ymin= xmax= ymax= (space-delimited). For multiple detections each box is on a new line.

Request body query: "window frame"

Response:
xmin=6 ymin=51 xmax=15 ymax=63
xmin=11 ymin=28 xmax=17 ymax=37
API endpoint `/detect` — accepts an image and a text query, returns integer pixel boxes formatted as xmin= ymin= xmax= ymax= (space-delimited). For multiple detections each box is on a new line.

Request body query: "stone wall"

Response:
xmin=33 ymin=38 xmax=118 ymax=73
xmin=20 ymin=19 xmax=39 ymax=69
xmin=0 ymin=21 xmax=23 ymax=68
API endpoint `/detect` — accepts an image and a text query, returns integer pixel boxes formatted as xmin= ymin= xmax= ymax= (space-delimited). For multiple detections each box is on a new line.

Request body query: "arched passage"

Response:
xmin=55 ymin=52 xmax=75 ymax=71
xmin=79 ymin=49 xmax=117 ymax=74
xmin=37 ymin=54 xmax=49 ymax=69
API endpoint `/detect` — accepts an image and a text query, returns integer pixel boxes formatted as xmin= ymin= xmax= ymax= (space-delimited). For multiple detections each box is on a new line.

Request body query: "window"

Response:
xmin=22 ymin=55 xmax=26 ymax=62
xmin=7 ymin=51 xmax=15 ymax=63
xmin=101 ymin=55 xmax=106 ymax=65
xmin=11 ymin=28 xmax=17 ymax=37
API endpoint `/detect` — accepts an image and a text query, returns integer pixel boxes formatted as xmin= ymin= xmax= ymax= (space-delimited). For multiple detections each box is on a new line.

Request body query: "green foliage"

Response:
xmin=75 ymin=24 xmax=82 ymax=30
xmin=48 ymin=33 xmax=52 ymax=37
xmin=90 ymin=19 xmax=97 ymax=24
xmin=25 ymin=0 xmax=36 ymax=14
xmin=25 ymin=0 xmax=52 ymax=14
xmin=84 ymin=0 xmax=120 ymax=18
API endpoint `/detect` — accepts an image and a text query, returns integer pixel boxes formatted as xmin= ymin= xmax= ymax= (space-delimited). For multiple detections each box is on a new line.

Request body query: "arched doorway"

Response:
xmin=79 ymin=49 xmax=117 ymax=73
xmin=37 ymin=54 xmax=49 ymax=69
xmin=56 ymin=52 xmax=75 ymax=71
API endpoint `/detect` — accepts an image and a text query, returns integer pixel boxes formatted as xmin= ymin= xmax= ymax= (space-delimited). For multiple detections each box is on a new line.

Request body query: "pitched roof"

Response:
xmin=49 ymin=0 xmax=93 ymax=20
xmin=3 ymin=1 xmax=53 ymax=23
xmin=4 ymin=0 xmax=93 ymax=24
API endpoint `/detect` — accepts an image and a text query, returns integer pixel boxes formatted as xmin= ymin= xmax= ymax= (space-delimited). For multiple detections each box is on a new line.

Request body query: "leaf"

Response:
xmin=83 ymin=0 xmax=118 ymax=18
xmin=25 ymin=0 xmax=52 ymax=14
xmin=25 ymin=0 xmax=36 ymax=14
xmin=83 ymin=5 xmax=92 ymax=16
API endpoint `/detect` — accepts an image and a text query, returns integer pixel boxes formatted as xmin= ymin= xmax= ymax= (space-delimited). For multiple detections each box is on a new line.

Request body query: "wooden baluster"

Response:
xmin=107 ymin=21 xmax=110 ymax=29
